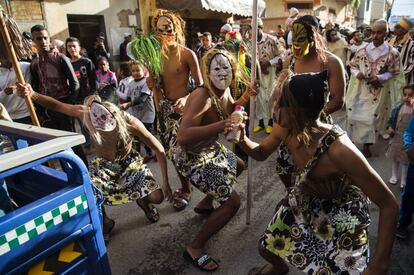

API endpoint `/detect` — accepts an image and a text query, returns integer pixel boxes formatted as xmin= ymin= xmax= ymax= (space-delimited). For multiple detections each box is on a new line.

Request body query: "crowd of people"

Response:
xmin=1 ymin=6 xmax=414 ymax=274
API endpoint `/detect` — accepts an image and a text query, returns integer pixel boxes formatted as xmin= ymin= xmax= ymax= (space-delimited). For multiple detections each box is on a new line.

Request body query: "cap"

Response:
xmin=124 ymin=32 xmax=132 ymax=38
xmin=220 ymin=24 xmax=232 ymax=33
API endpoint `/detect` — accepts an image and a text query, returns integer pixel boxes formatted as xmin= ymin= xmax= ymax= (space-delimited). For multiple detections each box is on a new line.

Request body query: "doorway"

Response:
xmin=67 ymin=14 xmax=107 ymax=57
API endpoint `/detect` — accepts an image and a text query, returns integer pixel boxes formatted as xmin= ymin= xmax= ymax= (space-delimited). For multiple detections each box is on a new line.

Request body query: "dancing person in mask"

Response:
xmin=173 ymin=48 xmax=255 ymax=272
xmin=238 ymin=69 xmax=398 ymax=275
xmin=146 ymin=9 xmax=202 ymax=211
xmin=16 ymin=83 xmax=172 ymax=242
xmin=284 ymin=15 xmax=345 ymax=120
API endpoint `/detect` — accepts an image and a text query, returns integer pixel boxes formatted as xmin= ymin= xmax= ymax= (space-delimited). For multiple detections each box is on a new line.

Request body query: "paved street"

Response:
xmin=105 ymin=110 xmax=414 ymax=275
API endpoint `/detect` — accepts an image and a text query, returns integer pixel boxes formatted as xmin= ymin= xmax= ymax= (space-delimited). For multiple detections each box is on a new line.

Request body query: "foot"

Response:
xmin=388 ymin=177 xmax=398 ymax=185
xmin=184 ymin=245 xmax=218 ymax=271
xmin=248 ymin=263 xmax=289 ymax=275
xmin=136 ymin=199 xmax=160 ymax=223
xmin=254 ymin=125 xmax=264 ymax=133
xmin=265 ymin=125 xmax=273 ymax=134
xmin=173 ymin=189 xmax=191 ymax=211
xmin=400 ymin=181 xmax=406 ymax=189
xmin=396 ymin=224 xmax=409 ymax=239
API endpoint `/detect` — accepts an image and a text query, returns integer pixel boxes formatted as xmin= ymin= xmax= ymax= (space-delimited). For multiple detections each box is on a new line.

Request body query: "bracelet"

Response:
xmin=31 ymin=92 xmax=40 ymax=102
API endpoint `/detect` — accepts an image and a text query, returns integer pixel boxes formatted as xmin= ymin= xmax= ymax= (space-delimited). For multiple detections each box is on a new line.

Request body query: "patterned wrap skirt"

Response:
xmin=158 ymin=100 xmax=182 ymax=159
xmin=261 ymin=185 xmax=371 ymax=274
xmin=172 ymin=142 xmax=237 ymax=203
xmin=89 ymin=150 xmax=160 ymax=205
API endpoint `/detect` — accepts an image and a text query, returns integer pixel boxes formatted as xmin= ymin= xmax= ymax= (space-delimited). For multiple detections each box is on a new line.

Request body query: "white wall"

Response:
xmin=42 ymin=0 xmax=139 ymax=55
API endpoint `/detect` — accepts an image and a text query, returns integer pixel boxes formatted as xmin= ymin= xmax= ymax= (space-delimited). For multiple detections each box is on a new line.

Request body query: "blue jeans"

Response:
xmin=399 ymin=163 xmax=414 ymax=226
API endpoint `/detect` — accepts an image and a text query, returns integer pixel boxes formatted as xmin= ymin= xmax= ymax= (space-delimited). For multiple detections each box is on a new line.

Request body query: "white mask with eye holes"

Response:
xmin=89 ymin=102 xmax=116 ymax=132
xmin=208 ymin=54 xmax=233 ymax=91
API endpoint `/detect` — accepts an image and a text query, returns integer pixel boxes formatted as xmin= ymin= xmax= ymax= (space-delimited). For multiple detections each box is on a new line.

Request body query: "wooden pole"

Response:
xmin=246 ymin=0 xmax=258 ymax=225
xmin=0 ymin=9 xmax=40 ymax=126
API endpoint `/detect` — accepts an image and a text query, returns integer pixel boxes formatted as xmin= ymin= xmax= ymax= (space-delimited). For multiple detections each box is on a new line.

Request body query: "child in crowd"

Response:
xmin=117 ymin=61 xmax=156 ymax=163
xmin=387 ymin=85 xmax=414 ymax=188
xmin=96 ymin=57 xmax=117 ymax=89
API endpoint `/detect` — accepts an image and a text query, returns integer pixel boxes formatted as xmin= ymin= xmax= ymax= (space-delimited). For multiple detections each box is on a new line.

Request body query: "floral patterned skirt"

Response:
xmin=172 ymin=142 xmax=237 ymax=202
xmin=158 ymin=100 xmax=181 ymax=159
xmin=89 ymin=150 xmax=160 ymax=205
xmin=261 ymin=185 xmax=371 ymax=274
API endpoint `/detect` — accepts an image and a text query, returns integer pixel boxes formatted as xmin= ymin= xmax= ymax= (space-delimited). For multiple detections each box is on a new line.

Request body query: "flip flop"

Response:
xmin=194 ymin=207 xmax=214 ymax=215
xmin=183 ymin=250 xmax=218 ymax=272
xmin=137 ymin=200 xmax=160 ymax=223
xmin=173 ymin=189 xmax=191 ymax=211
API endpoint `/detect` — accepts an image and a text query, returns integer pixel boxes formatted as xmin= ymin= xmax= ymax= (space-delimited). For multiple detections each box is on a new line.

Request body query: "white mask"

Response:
xmin=156 ymin=16 xmax=174 ymax=35
xmin=89 ymin=102 xmax=116 ymax=132
xmin=208 ymin=54 xmax=233 ymax=91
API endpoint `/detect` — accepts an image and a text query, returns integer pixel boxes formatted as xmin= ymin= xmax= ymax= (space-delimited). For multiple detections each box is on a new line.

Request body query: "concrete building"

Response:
xmin=0 ymin=0 xmax=140 ymax=58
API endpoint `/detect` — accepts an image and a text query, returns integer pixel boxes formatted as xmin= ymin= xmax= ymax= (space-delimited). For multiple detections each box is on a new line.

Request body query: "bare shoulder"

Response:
xmin=327 ymin=134 xmax=364 ymax=165
xmin=181 ymin=46 xmax=197 ymax=59
xmin=283 ymin=55 xmax=292 ymax=69
xmin=325 ymin=51 xmax=342 ymax=68
xmin=187 ymin=87 xmax=210 ymax=106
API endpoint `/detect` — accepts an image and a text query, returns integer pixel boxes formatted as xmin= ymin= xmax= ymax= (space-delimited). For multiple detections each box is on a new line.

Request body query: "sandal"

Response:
xmin=183 ymin=250 xmax=218 ymax=272
xmin=173 ymin=189 xmax=191 ymax=211
xmin=137 ymin=200 xmax=160 ymax=223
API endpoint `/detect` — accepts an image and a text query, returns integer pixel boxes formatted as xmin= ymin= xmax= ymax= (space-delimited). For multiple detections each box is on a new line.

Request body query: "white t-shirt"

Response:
xmin=350 ymin=41 xmax=368 ymax=53
xmin=0 ymin=62 xmax=31 ymax=120
xmin=121 ymin=76 xmax=155 ymax=124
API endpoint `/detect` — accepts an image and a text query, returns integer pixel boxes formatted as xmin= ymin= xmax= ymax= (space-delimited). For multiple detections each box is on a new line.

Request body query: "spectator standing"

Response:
xmin=66 ymin=37 xmax=97 ymax=103
xmin=346 ymin=20 xmax=402 ymax=157
xmin=90 ymin=33 xmax=110 ymax=67
xmin=0 ymin=57 xmax=31 ymax=124
xmin=51 ymin=39 xmax=65 ymax=54
xmin=29 ymin=25 xmax=86 ymax=164
xmin=326 ymin=28 xmax=349 ymax=68
xmin=363 ymin=27 xmax=373 ymax=43
xmin=119 ymin=62 xmax=156 ymax=163
xmin=389 ymin=18 xmax=414 ymax=85
xmin=96 ymin=57 xmax=117 ymax=89
xmin=397 ymin=83 xmax=414 ymax=239
xmin=386 ymin=85 xmax=414 ymax=188
xmin=349 ymin=30 xmax=368 ymax=57
xmin=119 ymin=32 xmax=132 ymax=62
xmin=196 ymin=32 xmax=214 ymax=61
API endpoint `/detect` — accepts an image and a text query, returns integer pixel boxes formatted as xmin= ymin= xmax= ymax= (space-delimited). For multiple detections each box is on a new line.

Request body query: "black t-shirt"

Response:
xmin=71 ymin=57 xmax=97 ymax=102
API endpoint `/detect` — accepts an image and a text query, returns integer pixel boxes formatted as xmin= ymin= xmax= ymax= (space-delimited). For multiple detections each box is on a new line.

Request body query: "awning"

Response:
xmin=156 ymin=0 xmax=266 ymax=17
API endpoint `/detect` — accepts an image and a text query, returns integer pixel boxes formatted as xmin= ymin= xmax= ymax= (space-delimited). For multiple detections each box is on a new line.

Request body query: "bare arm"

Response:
xmin=16 ymin=83 xmax=85 ymax=119
xmin=238 ymin=123 xmax=287 ymax=161
xmin=325 ymin=53 xmax=345 ymax=114
xmin=329 ymin=136 xmax=398 ymax=274
xmin=177 ymin=88 xmax=227 ymax=146
xmin=127 ymin=115 xmax=172 ymax=202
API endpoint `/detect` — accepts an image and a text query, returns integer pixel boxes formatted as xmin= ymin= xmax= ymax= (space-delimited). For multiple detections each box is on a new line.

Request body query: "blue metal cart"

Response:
xmin=0 ymin=120 xmax=110 ymax=275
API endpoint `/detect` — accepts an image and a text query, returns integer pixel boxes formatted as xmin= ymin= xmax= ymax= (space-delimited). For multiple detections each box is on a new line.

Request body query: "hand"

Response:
xmin=172 ymin=96 xmax=187 ymax=113
xmin=162 ymin=182 xmax=173 ymax=203
xmin=367 ymin=75 xmax=379 ymax=85
xmin=246 ymin=81 xmax=259 ymax=97
xmin=356 ymin=72 xmax=365 ymax=80
xmin=120 ymin=102 xmax=131 ymax=110
xmin=99 ymin=82 xmax=108 ymax=89
xmin=146 ymin=76 xmax=157 ymax=91
xmin=16 ymin=83 xmax=34 ymax=98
